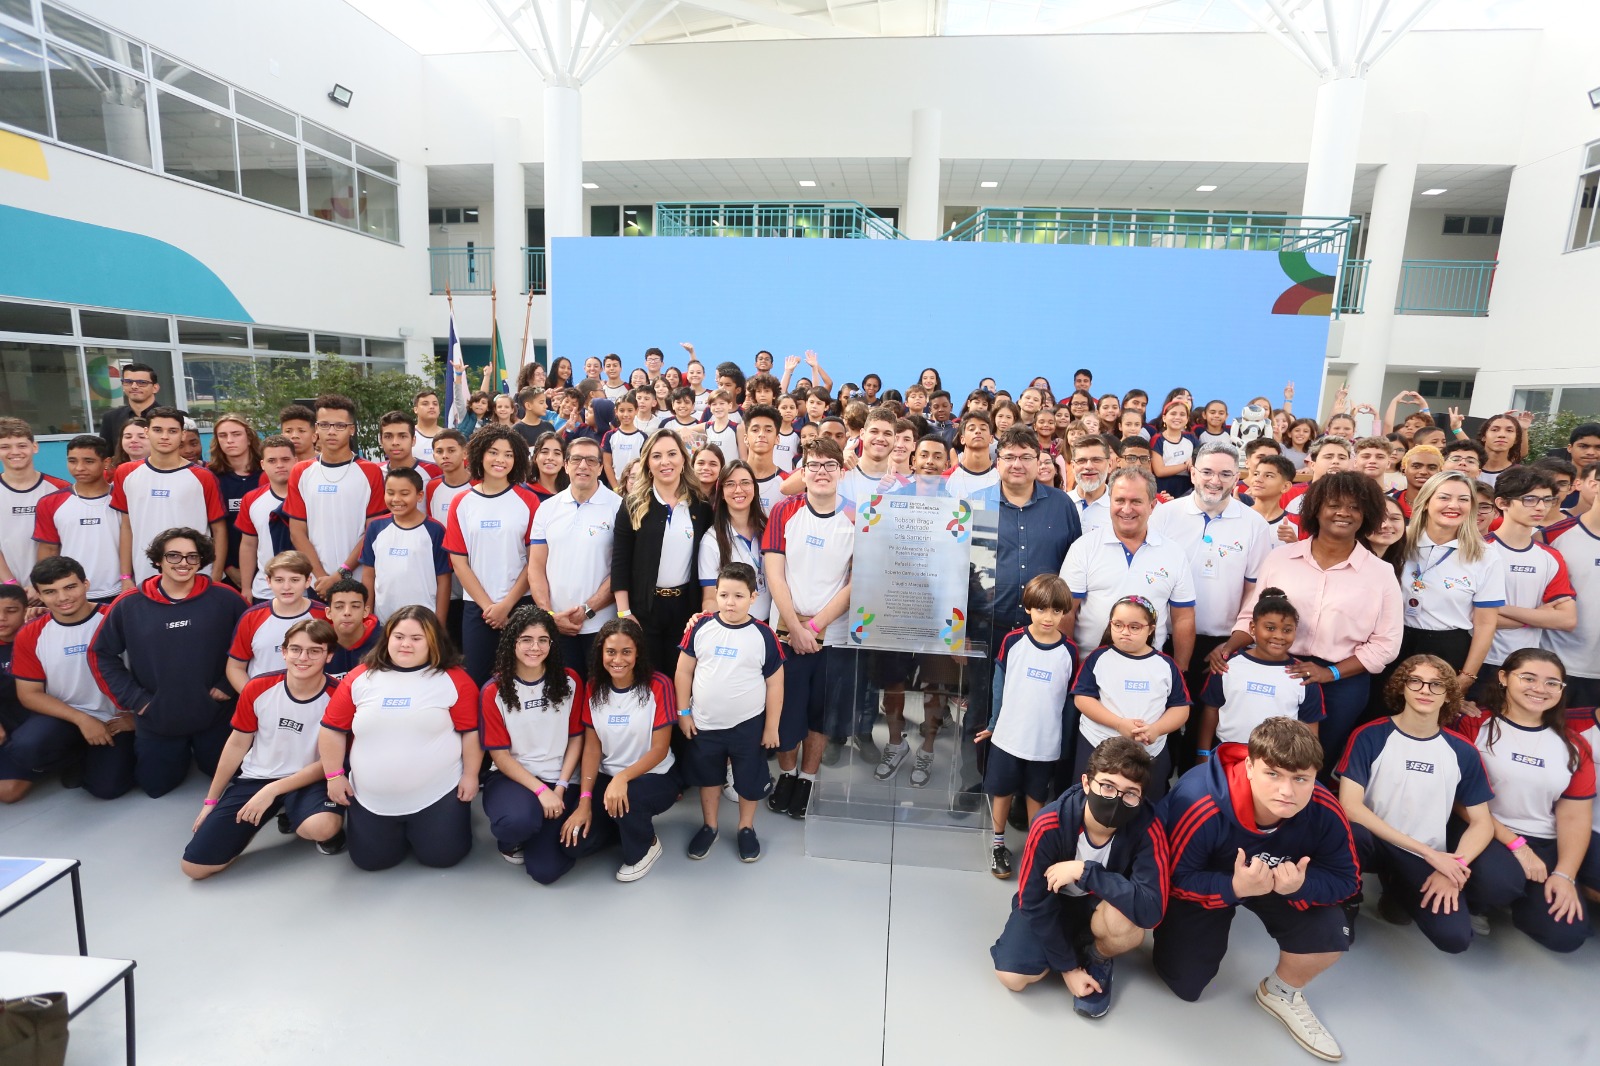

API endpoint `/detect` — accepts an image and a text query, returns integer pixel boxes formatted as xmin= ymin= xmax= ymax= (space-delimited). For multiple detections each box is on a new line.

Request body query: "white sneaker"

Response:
xmin=874 ymin=740 xmax=910 ymax=781
xmin=1255 ymin=980 xmax=1342 ymax=1061
xmin=909 ymin=750 xmax=935 ymax=788
xmin=1469 ymin=912 xmax=1491 ymax=938
xmin=616 ymin=837 xmax=663 ymax=882
xmin=498 ymin=845 xmax=524 ymax=865
xmin=722 ymin=765 xmax=739 ymax=803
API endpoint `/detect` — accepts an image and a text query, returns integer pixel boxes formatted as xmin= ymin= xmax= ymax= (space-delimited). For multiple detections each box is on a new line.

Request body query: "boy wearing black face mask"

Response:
xmin=989 ymin=738 xmax=1168 ymax=1020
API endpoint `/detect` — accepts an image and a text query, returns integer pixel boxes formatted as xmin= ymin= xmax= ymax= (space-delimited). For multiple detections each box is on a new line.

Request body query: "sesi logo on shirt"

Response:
xmin=714 ymin=645 xmax=740 ymax=659
xmin=10 ymin=506 xmax=32 ymax=515
xmin=806 ymin=535 xmax=826 ymax=548
xmin=64 ymin=644 xmax=88 ymax=656
xmin=166 ymin=620 xmax=189 ymax=629
xmin=1246 ymin=682 xmax=1277 ymax=696
xmin=1124 ymin=680 xmax=1150 ymax=691
xmin=316 ymin=484 xmax=339 ymax=494
xmin=522 ymin=697 xmax=548 ymax=710
xmin=607 ymin=713 xmax=629 ymax=725
xmin=150 ymin=489 xmax=171 ymax=498
xmin=277 ymin=718 xmax=305 ymax=733
xmin=480 ymin=520 xmax=502 ymax=529
xmin=1404 ymin=760 xmax=1435 ymax=774
xmin=79 ymin=517 xmax=101 ymax=526
xmin=1511 ymin=752 xmax=1545 ymax=767
xmin=1508 ymin=564 xmax=1536 ymax=574
xmin=381 ymin=697 xmax=411 ymax=708
xmin=1026 ymin=668 xmax=1053 ymax=682
xmin=387 ymin=547 xmax=410 ymax=557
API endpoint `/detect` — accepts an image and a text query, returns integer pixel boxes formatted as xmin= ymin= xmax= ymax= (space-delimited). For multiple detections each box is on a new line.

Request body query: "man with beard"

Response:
xmin=1067 ymin=434 xmax=1117 ymax=533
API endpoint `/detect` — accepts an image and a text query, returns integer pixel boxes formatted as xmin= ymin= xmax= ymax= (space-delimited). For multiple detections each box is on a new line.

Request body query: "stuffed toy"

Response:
xmin=1230 ymin=402 xmax=1273 ymax=445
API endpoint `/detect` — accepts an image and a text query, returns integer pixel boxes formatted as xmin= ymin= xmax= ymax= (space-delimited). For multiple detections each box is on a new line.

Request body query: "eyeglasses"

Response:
xmin=515 ymin=635 xmax=553 ymax=649
xmin=1403 ymin=677 xmax=1447 ymax=694
xmin=997 ymin=452 xmax=1037 ymax=465
xmin=1089 ymin=778 xmax=1143 ymax=807
xmin=804 ymin=461 xmax=841 ymax=474
xmin=121 ymin=377 xmax=154 ymax=387
xmin=567 ymin=455 xmax=601 ymax=467
xmin=282 ymin=645 xmax=328 ymax=659
xmin=161 ymin=551 xmax=202 ymax=565
xmin=1073 ymin=455 xmax=1108 ymax=466
xmin=1196 ymin=470 xmax=1237 ymax=482
xmin=315 ymin=422 xmax=354 ymax=431
xmin=1122 ymin=455 xmax=1150 ymax=466
xmin=1512 ymin=672 xmax=1566 ymax=692
xmin=1511 ymin=495 xmax=1557 ymax=508
xmin=1110 ymin=620 xmax=1149 ymax=633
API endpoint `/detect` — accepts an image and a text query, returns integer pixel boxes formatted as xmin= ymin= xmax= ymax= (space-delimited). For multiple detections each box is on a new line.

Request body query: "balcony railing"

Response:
xmin=1396 ymin=260 xmax=1496 ymax=316
xmin=938 ymin=208 xmax=1359 ymax=258
xmin=656 ymin=201 xmax=904 ymax=239
xmin=524 ymin=247 xmax=546 ymax=295
xmin=1339 ymin=259 xmax=1369 ymax=315
xmin=429 ymin=247 xmax=492 ymax=294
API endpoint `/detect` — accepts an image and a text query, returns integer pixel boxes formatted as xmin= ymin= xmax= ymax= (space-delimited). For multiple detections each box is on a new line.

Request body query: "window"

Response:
xmin=0 ymin=0 xmax=33 ymax=25
xmin=0 ymin=340 xmax=87 ymax=433
xmin=429 ymin=207 xmax=479 ymax=226
xmin=622 ymin=205 xmax=653 ymax=237
xmin=150 ymin=54 xmax=227 ymax=108
xmin=354 ymin=145 xmax=396 ymax=179
xmin=0 ymin=299 xmax=71 ymax=334
xmin=590 ymin=205 xmax=620 ymax=235
xmin=358 ymin=171 xmax=398 ymax=241
xmin=237 ymin=122 xmax=300 ymax=212
xmin=301 ymin=120 xmax=351 ymax=159
xmin=181 ymin=352 xmax=255 ymax=420
xmin=306 ymin=150 xmax=356 ymax=229
xmin=1442 ymin=214 xmax=1503 ymax=236
xmin=177 ymin=320 xmax=247 ymax=348
xmin=316 ymin=334 xmax=363 ymax=358
xmin=84 ymin=346 xmax=172 ymax=427
xmin=47 ymin=44 xmax=151 ymax=165
xmin=252 ymin=328 xmax=309 ymax=353
xmin=158 ymin=91 xmax=236 ymax=193
xmin=1570 ymin=140 xmax=1600 ymax=252
xmin=233 ymin=90 xmax=294 ymax=136
xmin=41 ymin=4 xmax=143 ymax=73
xmin=0 ymin=25 xmax=50 ymax=136
xmin=79 ymin=311 xmax=169 ymax=342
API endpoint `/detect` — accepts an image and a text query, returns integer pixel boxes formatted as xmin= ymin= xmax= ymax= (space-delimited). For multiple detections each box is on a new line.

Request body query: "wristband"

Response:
xmin=1 ymin=579 xmax=16 ymax=586
xmin=580 ymin=790 xmax=593 ymax=799
xmin=119 ymin=573 xmax=133 ymax=582
xmin=1328 ymin=665 xmax=1342 ymax=682
xmin=1551 ymin=870 xmax=1575 ymax=884
xmin=618 ymin=609 xmax=632 ymax=619
xmin=1453 ymin=856 xmax=1469 ymax=867
xmin=806 ymin=618 xmax=822 ymax=634
xmin=1195 ymin=748 xmax=1213 ymax=757
xmin=679 ymin=707 xmax=693 ymax=717
xmin=325 ymin=769 xmax=345 ymax=780
xmin=202 ymin=798 xmax=219 ymax=806
xmin=533 ymin=781 xmax=548 ymax=795
xmin=1507 ymin=835 xmax=1527 ymax=852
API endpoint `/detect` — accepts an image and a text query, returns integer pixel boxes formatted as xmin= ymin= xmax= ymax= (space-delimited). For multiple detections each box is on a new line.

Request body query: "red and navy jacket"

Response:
xmin=327 ymin=615 xmax=380 ymax=682
xmin=1158 ymin=743 xmax=1359 ymax=911
xmin=1012 ymin=785 xmax=1169 ymax=972
xmin=88 ymin=575 xmax=248 ymax=737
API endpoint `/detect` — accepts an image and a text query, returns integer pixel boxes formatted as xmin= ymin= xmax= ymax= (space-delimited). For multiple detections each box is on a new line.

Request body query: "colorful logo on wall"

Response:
xmin=941 ymin=608 xmax=966 ymax=652
xmin=946 ymin=502 xmax=972 ymax=542
xmin=85 ymin=355 xmax=123 ymax=407
xmin=1271 ymin=249 xmax=1337 ymax=316
xmin=851 ymin=607 xmax=876 ymax=645
xmin=858 ymin=495 xmax=884 ymax=532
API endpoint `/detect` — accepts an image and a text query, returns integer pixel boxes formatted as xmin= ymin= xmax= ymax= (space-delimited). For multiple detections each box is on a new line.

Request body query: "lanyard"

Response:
xmin=1410 ymin=544 xmax=1455 ymax=591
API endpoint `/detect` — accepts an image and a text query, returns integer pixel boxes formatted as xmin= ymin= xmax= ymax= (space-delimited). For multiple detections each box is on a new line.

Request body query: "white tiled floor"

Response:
xmin=2 ymin=776 xmax=1596 ymax=1064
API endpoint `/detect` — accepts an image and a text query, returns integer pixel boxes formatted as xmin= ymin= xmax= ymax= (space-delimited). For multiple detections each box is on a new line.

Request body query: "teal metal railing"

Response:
xmin=523 ymin=247 xmax=546 ymax=295
xmin=938 ymin=207 xmax=1358 ymax=257
xmin=656 ymin=201 xmax=904 ymax=239
xmin=1395 ymin=260 xmax=1496 ymax=316
xmin=1339 ymin=259 xmax=1370 ymax=315
xmin=429 ymin=246 xmax=492 ymax=294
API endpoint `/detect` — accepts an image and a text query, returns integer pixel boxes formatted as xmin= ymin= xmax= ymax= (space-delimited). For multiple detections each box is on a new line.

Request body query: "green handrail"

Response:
xmin=1396 ymin=260 xmax=1496 ymax=316
xmin=523 ymin=247 xmax=546 ymax=295
xmin=938 ymin=207 xmax=1358 ymax=257
xmin=1339 ymin=259 xmax=1370 ymax=315
xmin=656 ymin=201 xmax=905 ymax=239
xmin=428 ymin=246 xmax=492 ymax=294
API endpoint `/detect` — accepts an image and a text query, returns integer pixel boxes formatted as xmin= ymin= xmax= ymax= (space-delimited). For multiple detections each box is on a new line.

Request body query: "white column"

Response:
xmin=904 ymin=107 xmax=941 ymax=240
xmin=544 ymin=85 xmax=584 ymax=245
xmin=1342 ymin=112 xmax=1425 ymax=408
xmin=492 ymin=116 xmax=525 ymax=365
xmin=1300 ymin=77 xmax=1367 ymax=219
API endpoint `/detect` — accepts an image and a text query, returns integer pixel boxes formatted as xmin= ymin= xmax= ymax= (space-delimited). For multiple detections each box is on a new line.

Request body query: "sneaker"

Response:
xmin=276 ymin=811 xmax=293 ymax=835
xmin=853 ymin=732 xmax=882 ymax=765
xmin=1255 ymin=980 xmax=1343 ymax=1062
xmin=1469 ymin=912 xmax=1490 ymax=938
xmin=874 ymin=740 xmax=911 ymax=781
xmin=687 ymin=824 xmax=719 ymax=860
xmin=498 ymin=843 xmax=525 ymax=865
xmin=821 ymin=738 xmax=845 ymax=767
xmin=316 ymin=829 xmax=347 ymax=856
xmin=59 ymin=760 xmax=84 ymax=790
xmin=768 ymin=772 xmax=797 ymax=813
xmin=1073 ymin=957 xmax=1114 ymax=1019
xmin=991 ymin=843 xmax=1013 ymax=880
xmin=616 ymin=837 xmax=663 ymax=882
xmin=909 ymin=750 xmax=934 ymax=788
xmin=786 ymin=776 xmax=813 ymax=819
xmin=1376 ymin=892 xmax=1413 ymax=927
xmin=737 ymin=827 xmax=762 ymax=863
xmin=722 ymin=766 xmax=739 ymax=803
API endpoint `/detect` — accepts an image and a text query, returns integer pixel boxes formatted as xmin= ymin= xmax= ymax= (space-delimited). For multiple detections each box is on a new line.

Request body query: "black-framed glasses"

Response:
xmin=997 ymin=452 xmax=1037 ymax=465
xmin=315 ymin=422 xmax=354 ymax=431
xmin=1089 ymin=778 xmax=1143 ymax=807
xmin=804 ymin=461 xmax=841 ymax=474
xmin=162 ymin=551 xmax=202 ymax=565
xmin=121 ymin=377 xmax=154 ymax=387
xmin=1403 ymin=677 xmax=1447 ymax=694
xmin=567 ymin=455 xmax=601 ymax=467
xmin=1512 ymin=495 xmax=1557 ymax=508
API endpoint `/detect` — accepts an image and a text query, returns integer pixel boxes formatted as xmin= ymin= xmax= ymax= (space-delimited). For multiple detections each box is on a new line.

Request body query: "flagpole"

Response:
xmin=490 ymin=283 xmax=500 ymax=393
xmin=519 ymin=286 xmax=535 ymax=375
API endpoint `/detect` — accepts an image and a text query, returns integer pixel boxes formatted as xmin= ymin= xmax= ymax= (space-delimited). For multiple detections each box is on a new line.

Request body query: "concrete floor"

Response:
xmin=2 ymin=774 xmax=1597 ymax=1065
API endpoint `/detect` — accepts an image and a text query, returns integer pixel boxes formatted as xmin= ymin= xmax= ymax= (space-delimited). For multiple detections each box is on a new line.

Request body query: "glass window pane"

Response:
xmin=41 ymin=4 xmax=142 ymax=73
xmin=365 ymin=339 xmax=403 ymax=361
xmin=233 ymin=90 xmax=294 ymax=135
xmin=358 ymin=172 xmax=397 ymax=240
xmin=315 ymin=334 xmax=361 ymax=358
xmin=369 ymin=360 xmax=404 ymax=376
xmin=150 ymin=54 xmax=226 ymax=108
xmin=1466 ymin=215 xmax=1491 ymax=235
xmin=157 ymin=91 xmax=237 ymax=193
xmin=176 ymin=320 xmax=247 ymax=347
xmin=47 ymin=44 xmax=150 ymax=165
xmin=1570 ymin=172 xmax=1599 ymax=252
xmin=623 ymin=205 xmax=653 ymax=237
xmin=0 ymin=299 xmax=70 ymax=334
xmin=180 ymin=351 xmax=255 ymax=421
xmin=461 ymin=207 xmax=478 ymax=223
xmin=1442 ymin=215 xmax=1466 ymax=234
xmin=354 ymin=144 xmax=396 ymax=178
xmin=301 ymin=120 xmax=350 ymax=159
xmin=305 ymin=150 xmax=356 ymax=228
xmin=1558 ymin=388 xmax=1600 ymax=420
xmin=252 ymin=328 xmax=308 ymax=353
xmin=79 ymin=311 xmax=168 ymax=342
xmin=590 ymin=205 xmax=619 ymax=236
xmin=85 ymin=346 xmax=175 ymax=427
xmin=0 ymin=0 xmax=32 ymax=26
xmin=1586 ymin=143 xmax=1600 ymax=171
xmin=0 ymin=340 xmax=87 ymax=433
xmin=0 ymin=26 xmax=50 ymax=136
xmin=237 ymin=122 xmax=300 ymax=212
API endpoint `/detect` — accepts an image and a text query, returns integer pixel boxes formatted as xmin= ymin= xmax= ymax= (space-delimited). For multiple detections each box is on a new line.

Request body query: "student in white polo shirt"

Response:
xmin=1061 ymin=468 xmax=1196 ymax=672
xmin=111 ymin=406 xmax=226 ymax=585
xmin=226 ymin=552 xmax=325 ymax=694
xmin=283 ymin=394 xmax=386 ymax=600
xmin=236 ymin=435 xmax=297 ymax=604
xmin=1337 ymin=654 xmax=1506 ymax=952
xmin=1065 ymin=434 xmax=1115 ymax=534
xmin=527 ymin=434 xmax=620 ymax=672
xmin=1484 ymin=466 xmax=1575 ymax=696
xmin=183 ymin=617 xmax=346 ymax=879
xmin=32 ymin=434 xmax=121 ymax=603
xmin=1543 ymin=470 xmax=1600 ymax=708
xmin=1196 ymin=588 xmax=1324 ymax=758
xmin=359 ymin=468 xmax=450 ymax=624
xmin=741 ymin=405 xmax=788 ymax=515
xmin=945 ymin=412 xmax=1000 ymax=500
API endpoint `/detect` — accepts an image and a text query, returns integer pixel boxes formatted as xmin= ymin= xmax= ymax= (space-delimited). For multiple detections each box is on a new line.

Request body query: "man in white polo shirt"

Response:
xmin=527 ymin=435 xmax=620 ymax=671
xmin=1062 ymin=467 xmax=1196 ymax=672
xmin=1066 ymin=434 xmax=1115 ymax=534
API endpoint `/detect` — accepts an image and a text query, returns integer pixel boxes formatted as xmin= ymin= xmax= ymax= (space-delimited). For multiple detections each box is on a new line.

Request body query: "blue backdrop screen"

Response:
xmin=551 ymin=236 xmax=1333 ymax=404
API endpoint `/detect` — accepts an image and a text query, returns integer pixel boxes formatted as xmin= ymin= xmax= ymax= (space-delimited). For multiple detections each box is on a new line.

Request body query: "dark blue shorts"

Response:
xmin=183 ymin=777 xmax=341 ymax=866
xmin=983 ymin=745 xmax=1054 ymax=802
xmin=870 ymin=650 xmax=916 ymax=688
xmin=1153 ymin=894 xmax=1352 ymax=1002
xmin=684 ymin=715 xmax=771 ymax=800
xmin=990 ymin=897 xmax=1097 ymax=975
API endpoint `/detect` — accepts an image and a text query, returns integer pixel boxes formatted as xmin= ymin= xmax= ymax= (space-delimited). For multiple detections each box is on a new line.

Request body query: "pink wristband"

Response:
xmin=202 ymin=798 xmax=218 ymax=806
xmin=1507 ymin=836 xmax=1527 ymax=852
xmin=533 ymin=781 xmax=548 ymax=796
xmin=326 ymin=769 xmax=345 ymax=780
xmin=1453 ymin=856 xmax=1469 ymax=867
xmin=580 ymin=790 xmax=593 ymax=799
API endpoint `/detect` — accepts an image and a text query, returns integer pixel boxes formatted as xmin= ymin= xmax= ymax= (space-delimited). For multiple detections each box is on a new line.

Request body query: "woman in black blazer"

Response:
xmin=612 ymin=428 xmax=714 ymax=675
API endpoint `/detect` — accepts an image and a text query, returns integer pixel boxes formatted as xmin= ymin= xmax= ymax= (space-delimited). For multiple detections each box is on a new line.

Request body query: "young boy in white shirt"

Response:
xmin=361 ymin=468 xmax=451 ymax=623
xmin=237 ymin=436 xmax=298 ymax=603
xmin=33 ymin=434 xmax=121 ymax=603
xmin=0 ymin=419 xmax=71 ymax=599
xmin=703 ymin=388 xmax=745 ymax=461
xmin=226 ymin=551 xmax=324 ymax=693
xmin=603 ymin=395 xmax=649 ymax=491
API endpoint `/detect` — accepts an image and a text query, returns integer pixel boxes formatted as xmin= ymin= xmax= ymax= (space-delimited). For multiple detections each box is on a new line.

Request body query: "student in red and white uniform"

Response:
xmin=2 ymin=557 xmax=129 ymax=802
xmin=560 ymin=618 xmax=678 ymax=882
xmin=480 ymin=606 xmax=586 ymax=883
xmin=424 ymin=429 xmax=473 ymax=645
xmin=1568 ymin=702 xmax=1600 ymax=893
xmin=110 ymin=406 xmax=225 ymax=586
xmin=318 ymin=606 xmax=481 ymax=871
xmin=359 ymin=468 xmax=450 ymax=623
xmin=323 ymin=579 xmax=380 ymax=681
xmin=236 ymin=435 xmax=298 ymax=603
xmin=0 ymin=417 xmax=70 ymax=597
xmin=1337 ymin=655 xmax=1510 ymax=953
xmin=225 ymin=552 xmax=325 ymax=694
xmin=33 ymin=434 xmax=121 ymax=603
xmin=762 ymin=437 xmax=855 ymax=820
xmin=183 ymin=617 xmax=345 ymax=879
xmin=444 ymin=424 xmax=540 ymax=685
xmin=282 ymin=394 xmax=386 ymax=600
xmin=1543 ymin=477 xmax=1600 ymax=709
xmin=1454 ymin=648 xmax=1594 ymax=952
xmin=377 ymin=410 xmax=443 ymax=488
xmin=1484 ymin=466 xmax=1576 ymax=694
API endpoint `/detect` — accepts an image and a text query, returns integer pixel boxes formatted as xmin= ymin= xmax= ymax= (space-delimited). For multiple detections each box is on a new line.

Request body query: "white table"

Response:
xmin=0 ymin=857 xmax=86 ymax=954
xmin=0 ymin=951 xmax=136 ymax=1064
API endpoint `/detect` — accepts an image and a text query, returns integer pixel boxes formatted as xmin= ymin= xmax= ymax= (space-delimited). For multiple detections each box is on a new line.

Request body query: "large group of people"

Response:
xmin=2 ymin=352 xmax=1598 ymax=1062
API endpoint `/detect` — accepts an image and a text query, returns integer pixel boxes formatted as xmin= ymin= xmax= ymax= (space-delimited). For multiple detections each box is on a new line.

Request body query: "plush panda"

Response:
xmin=1230 ymin=402 xmax=1273 ymax=446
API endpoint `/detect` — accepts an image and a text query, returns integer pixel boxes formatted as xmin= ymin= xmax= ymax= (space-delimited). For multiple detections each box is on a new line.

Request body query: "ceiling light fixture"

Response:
xmin=1195 ymin=185 xmax=1217 ymax=192
xmin=1590 ymin=86 xmax=1600 ymax=109
xmin=327 ymin=84 xmax=353 ymax=107
xmin=582 ymin=182 xmax=599 ymax=189
xmin=798 ymin=180 xmax=816 ymax=187
xmin=1422 ymin=188 xmax=1447 ymax=195
xmin=980 ymin=181 xmax=998 ymax=188
xmin=1416 ymin=370 xmax=1442 ymax=374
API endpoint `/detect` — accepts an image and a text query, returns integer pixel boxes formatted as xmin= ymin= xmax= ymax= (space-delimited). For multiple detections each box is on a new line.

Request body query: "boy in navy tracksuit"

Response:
xmin=89 ymin=527 xmax=248 ymax=798
xmin=990 ymin=738 xmax=1168 ymax=1020
xmin=1155 ymin=718 xmax=1359 ymax=1063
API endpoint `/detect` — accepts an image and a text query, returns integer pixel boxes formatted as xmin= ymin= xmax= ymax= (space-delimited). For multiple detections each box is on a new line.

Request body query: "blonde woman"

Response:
xmin=611 ymin=428 xmax=713 ymax=673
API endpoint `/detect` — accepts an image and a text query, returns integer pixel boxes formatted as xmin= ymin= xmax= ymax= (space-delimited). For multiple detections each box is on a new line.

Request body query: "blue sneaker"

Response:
xmin=687 ymin=824 xmax=719 ymax=860
xmin=1073 ymin=957 xmax=1113 ymax=1019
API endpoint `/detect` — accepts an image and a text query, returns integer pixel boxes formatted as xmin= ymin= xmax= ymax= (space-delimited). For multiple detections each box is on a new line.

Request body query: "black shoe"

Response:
xmin=277 ymin=811 xmax=293 ymax=835
xmin=316 ymin=829 xmax=347 ymax=856
xmin=786 ymin=776 xmax=813 ymax=819
xmin=991 ymin=843 xmax=1013 ymax=880
xmin=59 ymin=760 xmax=84 ymax=791
xmin=1007 ymin=798 xmax=1028 ymax=831
xmin=687 ymin=824 xmax=718 ymax=860
xmin=1377 ymin=892 xmax=1413 ymax=926
xmin=768 ymin=772 xmax=797 ymax=814
xmin=737 ymin=827 xmax=762 ymax=863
